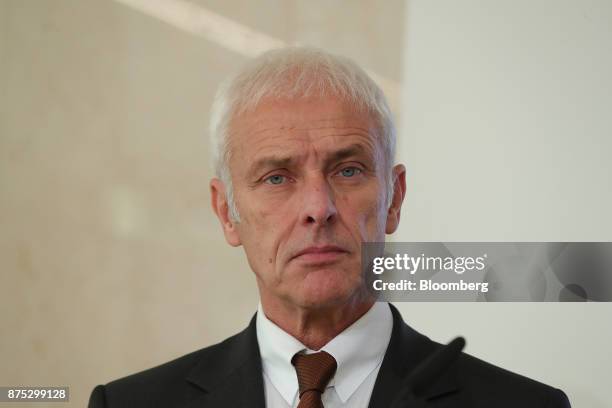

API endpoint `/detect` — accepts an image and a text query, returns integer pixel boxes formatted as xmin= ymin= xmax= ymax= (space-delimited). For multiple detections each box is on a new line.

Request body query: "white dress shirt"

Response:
xmin=256 ymin=301 xmax=393 ymax=408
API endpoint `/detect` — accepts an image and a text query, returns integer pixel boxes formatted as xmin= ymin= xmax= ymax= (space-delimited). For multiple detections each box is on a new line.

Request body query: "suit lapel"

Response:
xmin=368 ymin=303 xmax=461 ymax=408
xmin=181 ymin=304 xmax=460 ymax=408
xmin=183 ymin=314 xmax=266 ymax=408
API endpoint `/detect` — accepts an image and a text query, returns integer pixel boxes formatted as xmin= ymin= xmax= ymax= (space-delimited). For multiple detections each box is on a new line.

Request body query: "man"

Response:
xmin=89 ymin=47 xmax=571 ymax=407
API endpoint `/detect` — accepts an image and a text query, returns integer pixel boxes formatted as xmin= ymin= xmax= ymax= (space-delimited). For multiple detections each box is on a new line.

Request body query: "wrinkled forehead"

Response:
xmin=226 ymin=96 xmax=383 ymax=163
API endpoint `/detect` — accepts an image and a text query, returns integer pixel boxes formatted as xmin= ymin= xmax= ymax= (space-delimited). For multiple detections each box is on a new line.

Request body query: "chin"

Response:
xmin=294 ymin=269 xmax=364 ymax=309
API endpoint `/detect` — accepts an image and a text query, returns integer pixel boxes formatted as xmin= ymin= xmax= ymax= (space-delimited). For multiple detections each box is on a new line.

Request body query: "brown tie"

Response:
xmin=291 ymin=351 xmax=337 ymax=408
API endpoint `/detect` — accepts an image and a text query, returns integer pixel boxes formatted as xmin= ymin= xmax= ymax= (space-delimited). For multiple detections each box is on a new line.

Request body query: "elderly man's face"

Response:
xmin=211 ymin=96 xmax=405 ymax=310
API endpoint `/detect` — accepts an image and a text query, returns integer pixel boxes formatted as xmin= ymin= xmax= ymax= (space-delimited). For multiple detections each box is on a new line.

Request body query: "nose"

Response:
xmin=300 ymin=176 xmax=338 ymax=227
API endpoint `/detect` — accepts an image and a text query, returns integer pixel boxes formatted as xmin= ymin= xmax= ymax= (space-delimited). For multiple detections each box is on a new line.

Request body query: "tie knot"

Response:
xmin=291 ymin=351 xmax=337 ymax=398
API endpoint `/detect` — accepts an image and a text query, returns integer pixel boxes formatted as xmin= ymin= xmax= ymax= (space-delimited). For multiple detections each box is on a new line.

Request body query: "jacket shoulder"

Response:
xmin=454 ymin=351 xmax=570 ymax=407
xmin=90 ymin=327 xmax=251 ymax=408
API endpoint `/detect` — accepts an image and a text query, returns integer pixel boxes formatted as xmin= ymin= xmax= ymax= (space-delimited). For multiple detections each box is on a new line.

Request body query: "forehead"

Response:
xmin=228 ymin=96 xmax=380 ymax=160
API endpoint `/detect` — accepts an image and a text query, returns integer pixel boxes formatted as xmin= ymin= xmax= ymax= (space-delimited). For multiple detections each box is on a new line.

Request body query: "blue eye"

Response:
xmin=339 ymin=167 xmax=362 ymax=177
xmin=264 ymin=175 xmax=286 ymax=185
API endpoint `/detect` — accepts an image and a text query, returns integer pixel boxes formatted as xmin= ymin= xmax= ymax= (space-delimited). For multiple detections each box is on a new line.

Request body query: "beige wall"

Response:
xmin=0 ymin=1 xmax=402 ymax=407
xmin=1 ymin=1 xmax=610 ymax=407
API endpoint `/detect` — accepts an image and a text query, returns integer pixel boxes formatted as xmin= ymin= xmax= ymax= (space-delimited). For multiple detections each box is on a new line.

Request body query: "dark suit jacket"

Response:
xmin=89 ymin=303 xmax=571 ymax=407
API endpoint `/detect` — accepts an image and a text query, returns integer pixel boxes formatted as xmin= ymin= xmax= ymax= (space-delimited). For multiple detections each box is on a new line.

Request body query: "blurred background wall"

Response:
xmin=1 ymin=1 xmax=610 ymax=407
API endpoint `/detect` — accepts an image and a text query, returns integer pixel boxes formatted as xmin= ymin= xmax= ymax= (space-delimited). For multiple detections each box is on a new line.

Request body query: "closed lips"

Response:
xmin=293 ymin=246 xmax=348 ymax=259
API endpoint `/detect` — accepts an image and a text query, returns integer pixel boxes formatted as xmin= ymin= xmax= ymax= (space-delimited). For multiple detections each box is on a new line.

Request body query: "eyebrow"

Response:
xmin=248 ymin=156 xmax=295 ymax=176
xmin=327 ymin=144 xmax=368 ymax=163
xmin=247 ymin=143 xmax=370 ymax=176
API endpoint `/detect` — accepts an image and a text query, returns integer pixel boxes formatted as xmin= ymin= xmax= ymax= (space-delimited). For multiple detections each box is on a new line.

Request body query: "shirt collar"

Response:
xmin=256 ymin=303 xmax=305 ymax=404
xmin=256 ymin=301 xmax=393 ymax=404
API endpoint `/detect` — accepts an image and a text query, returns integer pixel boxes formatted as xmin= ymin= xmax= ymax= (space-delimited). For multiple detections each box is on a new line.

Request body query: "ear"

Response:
xmin=385 ymin=164 xmax=407 ymax=234
xmin=210 ymin=178 xmax=242 ymax=247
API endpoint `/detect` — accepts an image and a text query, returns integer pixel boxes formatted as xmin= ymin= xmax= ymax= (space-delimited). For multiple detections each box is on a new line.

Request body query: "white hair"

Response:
xmin=209 ymin=47 xmax=396 ymax=222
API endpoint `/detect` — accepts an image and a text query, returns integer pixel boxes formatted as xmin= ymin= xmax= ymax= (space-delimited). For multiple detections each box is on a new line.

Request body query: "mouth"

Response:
xmin=292 ymin=245 xmax=349 ymax=264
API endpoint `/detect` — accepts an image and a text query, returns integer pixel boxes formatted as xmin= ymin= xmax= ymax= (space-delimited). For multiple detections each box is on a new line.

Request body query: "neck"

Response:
xmin=260 ymin=294 xmax=376 ymax=350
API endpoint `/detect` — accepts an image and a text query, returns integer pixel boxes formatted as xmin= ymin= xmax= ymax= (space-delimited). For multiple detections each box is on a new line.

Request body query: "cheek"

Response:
xmin=364 ymin=203 xmax=386 ymax=239
xmin=339 ymin=193 xmax=386 ymax=239
xmin=239 ymin=201 xmax=292 ymax=261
